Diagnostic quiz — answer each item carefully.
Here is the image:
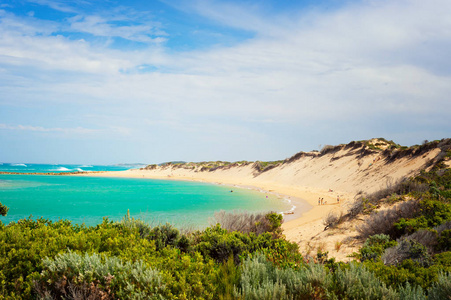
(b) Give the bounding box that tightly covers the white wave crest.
[12,163,27,167]
[80,165,93,168]
[52,167,71,171]
[75,168,84,172]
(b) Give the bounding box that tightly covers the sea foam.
[52,167,71,171]
[11,163,27,167]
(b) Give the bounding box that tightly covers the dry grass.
[317,242,326,253]
[335,241,343,252]
[357,200,419,239]
[323,210,345,230]
[211,210,275,235]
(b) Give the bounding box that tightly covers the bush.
[359,234,397,262]
[34,251,166,299]
[149,223,180,251]
[397,282,426,300]
[0,217,218,299]
[357,200,419,239]
[437,230,451,252]
[0,202,8,216]
[382,240,432,267]
[394,198,451,236]
[403,229,438,252]
[427,272,451,300]
[323,211,345,229]
[236,254,333,300]
[334,263,397,300]
[212,211,283,237]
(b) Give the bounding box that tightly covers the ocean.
[0,162,141,173]
[0,167,292,228]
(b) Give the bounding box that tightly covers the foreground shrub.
[397,282,426,300]
[334,263,397,300]
[34,251,166,299]
[427,272,451,300]
[236,254,333,300]
[0,218,218,299]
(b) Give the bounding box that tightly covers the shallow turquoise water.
[0,175,291,228]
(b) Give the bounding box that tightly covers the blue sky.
[0,0,450,164]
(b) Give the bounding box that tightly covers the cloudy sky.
[0,0,450,164]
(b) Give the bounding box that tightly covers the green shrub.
[0,217,218,299]
[427,272,451,300]
[192,224,299,265]
[436,229,451,252]
[397,282,426,300]
[215,256,242,300]
[433,251,451,269]
[382,239,432,267]
[394,198,451,236]
[0,202,8,216]
[236,254,333,300]
[359,234,397,262]
[34,251,166,299]
[334,263,397,299]
[149,223,180,251]
[236,254,290,299]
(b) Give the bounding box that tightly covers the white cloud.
[0,123,98,134]
[68,14,166,43]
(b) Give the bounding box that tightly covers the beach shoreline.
[76,168,347,243]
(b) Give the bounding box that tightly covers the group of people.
[318,195,340,205]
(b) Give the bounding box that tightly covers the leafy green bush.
[397,282,426,300]
[236,254,333,300]
[35,251,166,299]
[382,239,432,267]
[359,234,397,262]
[0,202,8,216]
[436,229,451,252]
[394,198,451,236]
[427,272,451,300]
[334,263,397,300]
[192,224,298,264]
[0,217,218,299]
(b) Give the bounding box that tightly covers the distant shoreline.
[0,171,106,176]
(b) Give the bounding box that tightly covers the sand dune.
[84,138,450,260]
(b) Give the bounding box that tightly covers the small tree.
[0,202,8,216]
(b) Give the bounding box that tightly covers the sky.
[0,0,450,164]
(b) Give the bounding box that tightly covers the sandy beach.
[80,140,443,260]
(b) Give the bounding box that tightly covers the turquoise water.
[0,175,291,228]
[0,163,142,173]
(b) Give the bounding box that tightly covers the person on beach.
[318,197,321,205]
[321,198,324,205]
[337,195,340,203]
